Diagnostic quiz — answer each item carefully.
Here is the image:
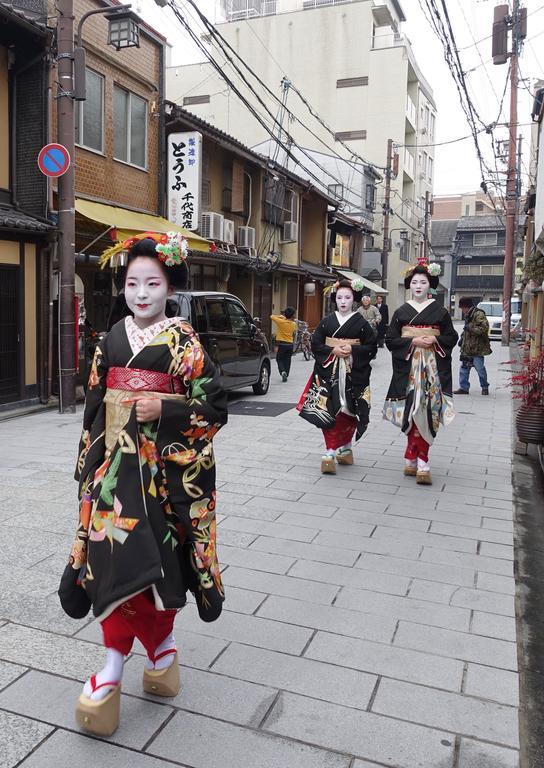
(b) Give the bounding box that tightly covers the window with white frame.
[427,156,433,182]
[76,69,104,152]
[429,113,436,141]
[473,232,498,246]
[113,86,147,169]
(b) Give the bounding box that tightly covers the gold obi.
[401,326,440,339]
[103,389,187,455]
[325,337,361,347]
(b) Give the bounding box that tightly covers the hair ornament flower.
[427,262,442,277]
[156,231,189,267]
[99,231,188,269]
[350,278,364,292]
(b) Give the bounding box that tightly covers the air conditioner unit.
[201,212,224,241]
[223,219,235,244]
[281,221,298,243]
[237,226,256,249]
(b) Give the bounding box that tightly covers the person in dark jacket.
[454,297,492,396]
[376,295,389,347]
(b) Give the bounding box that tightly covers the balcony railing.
[403,149,415,179]
[406,95,417,128]
[454,275,504,290]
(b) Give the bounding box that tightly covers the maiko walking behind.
[383,259,458,485]
[454,297,491,396]
[58,232,228,737]
[298,278,377,474]
[271,307,297,382]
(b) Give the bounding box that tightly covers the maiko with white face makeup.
[383,262,459,486]
[64,233,228,738]
[298,278,377,475]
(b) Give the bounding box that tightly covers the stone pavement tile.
[214,585,266,615]
[218,501,282,522]
[305,631,463,691]
[220,515,319,543]
[420,547,514,576]
[407,580,457,603]
[244,496,339,519]
[480,542,514,560]
[221,456,293,473]
[476,571,516,595]
[0,710,53,768]
[482,517,514,532]
[355,552,476,587]
[212,642,376,709]
[346,488,410,505]
[332,507,430,533]
[256,595,396,644]
[179,605,313,655]
[450,587,515,616]
[430,521,513,545]
[439,477,487,490]
[465,663,519,706]
[471,612,517,642]
[277,511,375,539]
[269,477,352,498]
[122,655,276,727]
[482,497,514,510]
[478,487,514,501]
[249,536,359,567]
[289,561,410,597]
[148,709,351,768]
[0,526,71,568]
[372,678,519,749]
[371,526,477,554]
[334,586,470,632]
[0,623,105,680]
[220,544,296,574]
[76,620,228,670]
[221,482,303,502]
[262,691,455,768]
[0,670,172,750]
[0,661,27,692]
[383,503,484,527]
[222,565,339,605]
[319,477,399,496]
[18,730,181,768]
[458,738,519,768]
[437,500,512,520]
[215,490,253,506]
[394,622,518,670]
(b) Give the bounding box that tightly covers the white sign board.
[168,131,202,231]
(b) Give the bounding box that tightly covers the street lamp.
[106,10,141,50]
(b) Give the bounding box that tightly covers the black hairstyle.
[458,296,475,309]
[126,237,189,290]
[330,279,363,307]
[404,264,439,290]
[283,306,296,319]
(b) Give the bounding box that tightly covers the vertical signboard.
[168,131,202,231]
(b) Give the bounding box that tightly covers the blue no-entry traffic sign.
[38,143,71,178]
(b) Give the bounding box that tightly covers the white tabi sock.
[322,449,336,460]
[337,444,352,456]
[145,631,177,671]
[83,648,124,701]
[405,459,417,468]
[417,457,430,472]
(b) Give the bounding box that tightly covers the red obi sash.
[106,367,185,395]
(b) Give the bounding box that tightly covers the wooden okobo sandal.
[320,456,336,474]
[75,677,121,736]
[336,449,354,466]
[143,649,180,697]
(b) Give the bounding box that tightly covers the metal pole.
[424,190,430,261]
[57,0,76,411]
[381,138,393,290]
[501,0,519,346]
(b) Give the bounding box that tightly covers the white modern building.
[167,0,436,307]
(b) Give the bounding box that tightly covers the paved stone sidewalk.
[0,342,518,768]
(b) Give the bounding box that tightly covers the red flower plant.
[503,350,544,407]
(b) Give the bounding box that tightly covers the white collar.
[125,315,174,355]
[407,298,435,311]
[335,311,356,325]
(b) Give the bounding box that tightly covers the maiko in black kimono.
[299,311,377,445]
[68,315,228,623]
[383,299,458,450]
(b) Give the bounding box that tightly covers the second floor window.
[473,232,498,246]
[114,86,147,169]
[76,69,104,153]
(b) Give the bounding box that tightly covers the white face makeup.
[410,273,431,302]
[125,256,170,329]
[335,287,354,315]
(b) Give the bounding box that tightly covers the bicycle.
[294,321,313,360]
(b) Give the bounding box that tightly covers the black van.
[170,291,271,395]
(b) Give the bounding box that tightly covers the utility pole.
[423,190,432,261]
[381,138,393,291]
[492,1,526,346]
[56,0,76,412]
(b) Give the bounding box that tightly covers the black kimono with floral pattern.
[71,317,228,622]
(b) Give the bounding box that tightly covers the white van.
[477,300,521,340]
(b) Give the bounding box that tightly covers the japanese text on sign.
[168,131,202,232]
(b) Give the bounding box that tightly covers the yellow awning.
[75,198,210,253]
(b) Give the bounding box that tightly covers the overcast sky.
[138,0,544,197]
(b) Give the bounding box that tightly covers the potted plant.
[507,350,544,444]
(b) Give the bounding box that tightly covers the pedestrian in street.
[58,232,228,737]
[358,295,381,335]
[297,278,377,474]
[383,260,458,485]
[375,295,389,348]
[270,306,297,381]
[454,297,491,396]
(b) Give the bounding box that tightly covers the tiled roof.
[0,206,52,232]
[0,2,48,32]
[431,219,458,248]
[457,214,505,231]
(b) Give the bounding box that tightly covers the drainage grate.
[228,401,297,417]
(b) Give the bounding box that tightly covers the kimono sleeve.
[352,318,378,364]
[75,339,108,484]
[311,318,334,363]
[437,310,459,353]
[385,310,412,359]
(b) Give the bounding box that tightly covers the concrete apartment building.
[166,0,436,308]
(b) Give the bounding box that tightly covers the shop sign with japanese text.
[168,132,202,231]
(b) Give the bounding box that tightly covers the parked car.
[477,300,521,340]
[169,291,271,395]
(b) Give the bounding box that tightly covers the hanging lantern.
[106,10,140,50]
[304,281,316,296]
